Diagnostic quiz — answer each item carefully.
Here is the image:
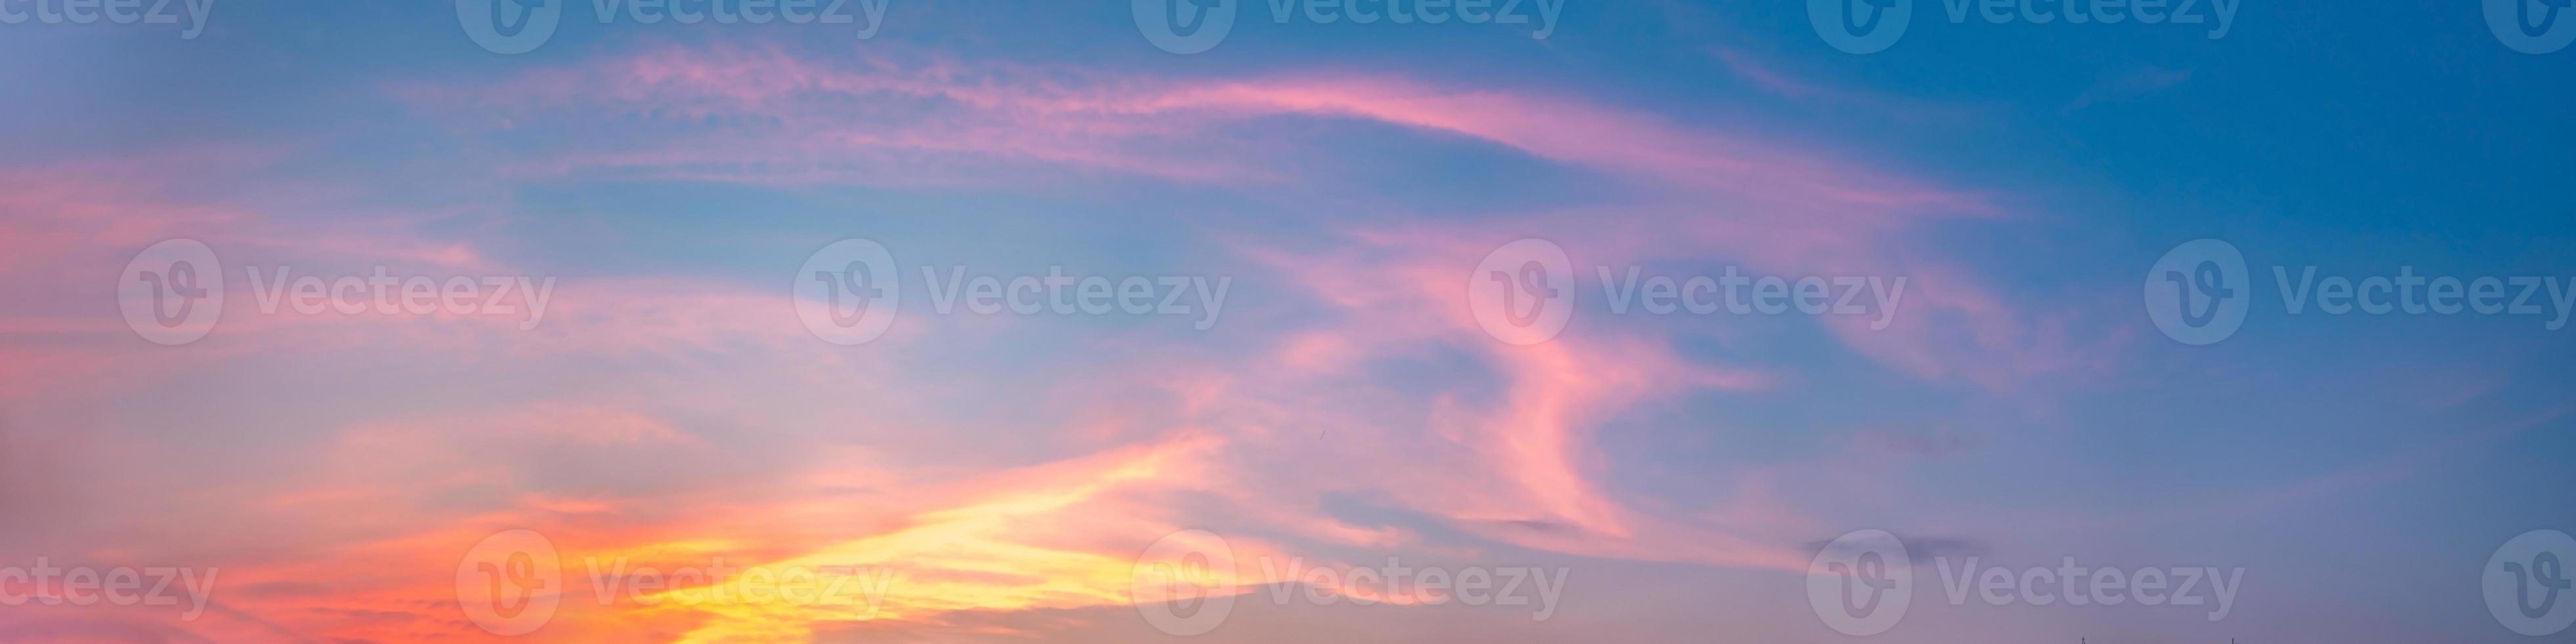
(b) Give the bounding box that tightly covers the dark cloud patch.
[1483,519,1580,536]
[1802,534,1985,563]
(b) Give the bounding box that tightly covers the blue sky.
[1,0,2572,641]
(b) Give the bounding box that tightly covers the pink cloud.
[0,37,2138,641]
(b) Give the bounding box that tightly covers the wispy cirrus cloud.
[0,34,2129,642]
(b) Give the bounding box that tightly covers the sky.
[3,0,2575,642]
